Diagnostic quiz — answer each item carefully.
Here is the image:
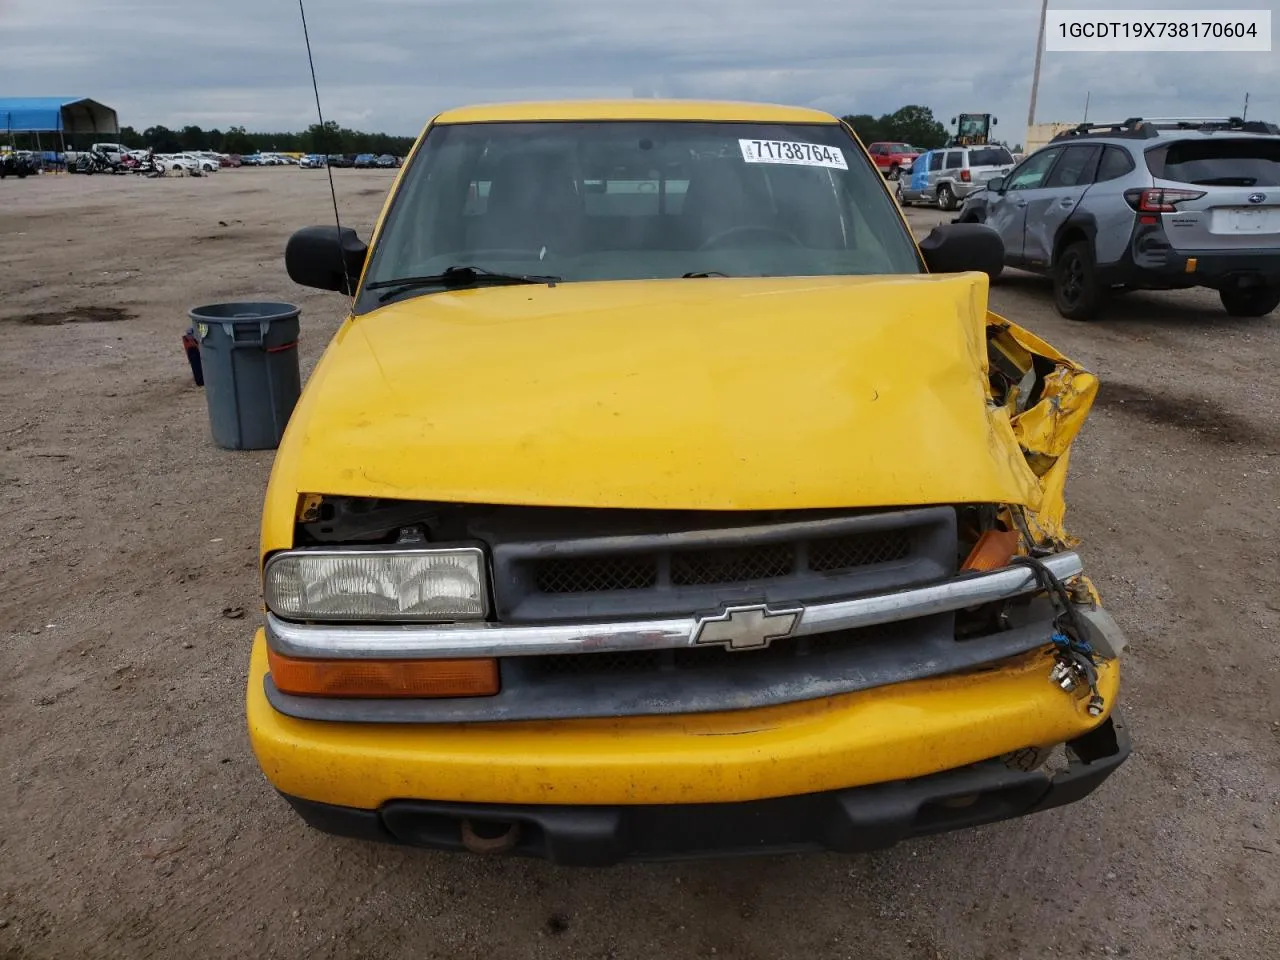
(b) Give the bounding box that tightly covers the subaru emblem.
[1247,193,1266,204]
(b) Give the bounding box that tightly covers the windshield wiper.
[682,271,730,278]
[369,265,561,303]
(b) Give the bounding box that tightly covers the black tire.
[1054,241,1104,320]
[938,184,957,212]
[1002,746,1052,772]
[886,165,901,182]
[1219,285,1280,317]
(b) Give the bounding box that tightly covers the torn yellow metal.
[986,317,1100,548]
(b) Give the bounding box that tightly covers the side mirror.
[986,176,1006,193]
[918,223,1004,279]
[285,225,368,293]
[992,117,998,125]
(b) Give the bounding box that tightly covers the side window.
[944,151,962,169]
[929,153,943,172]
[1045,145,1102,188]
[1006,148,1063,190]
[1095,146,1136,182]
[869,144,883,155]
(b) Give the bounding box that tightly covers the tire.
[1001,746,1052,772]
[1054,241,1104,320]
[938,184,957,212]
[886,165,901,182]
[1219,285,1280,317]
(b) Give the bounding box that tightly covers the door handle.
[1015,200,1027,208]
[1058,198,1075,207]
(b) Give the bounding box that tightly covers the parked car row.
[950,116,1280,320]
[326,154,403,169]
[57,145,404,173]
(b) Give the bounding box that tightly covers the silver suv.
[953,117,1280,320]
[900,145,1016,212]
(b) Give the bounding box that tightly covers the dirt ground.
[1,168,1277,960]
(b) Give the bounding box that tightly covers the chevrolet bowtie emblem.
[691,604,803,651]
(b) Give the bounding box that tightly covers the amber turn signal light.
[961,529,1021,572]
[267,648,499,699]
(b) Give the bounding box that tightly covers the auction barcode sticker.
[1046,10,1271,52]
[740,139,848,169]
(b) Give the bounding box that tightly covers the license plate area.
[1210,206,1280,234]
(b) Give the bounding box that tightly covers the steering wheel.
[697,225,803,251]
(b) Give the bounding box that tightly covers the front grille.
[490,506,957,623]
[809,531,911,572]
[670,543,796,585]
[535,555,659,594]
[529,529,911,597]
[524,627,886,678]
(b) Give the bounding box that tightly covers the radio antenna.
[297,0,354,301]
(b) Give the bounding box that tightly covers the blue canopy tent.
[0,97,119,159]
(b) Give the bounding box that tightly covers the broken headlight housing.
[264,547,489,622]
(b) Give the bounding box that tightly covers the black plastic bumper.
[1102,222,1280,290]
[280,712,1130,866]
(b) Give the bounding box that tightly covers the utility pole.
[1027,0,1049,127]
[1243,92,1250,120]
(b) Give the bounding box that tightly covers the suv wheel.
[937,184,957,212]
[1054,241,1103,320]
[1219,285,1280,317]
[886,165,901,182]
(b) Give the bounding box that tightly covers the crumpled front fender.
[985,315,1100,548]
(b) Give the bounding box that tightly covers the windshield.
[888,144,916,154]
[359,120,921,309]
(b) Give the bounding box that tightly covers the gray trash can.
[190,301,302,450]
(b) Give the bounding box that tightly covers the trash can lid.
[188,301,300,324]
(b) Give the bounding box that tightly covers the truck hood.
[277,274,1045,512]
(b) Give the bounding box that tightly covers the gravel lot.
[1,168,1277,960]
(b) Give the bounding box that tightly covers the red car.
[866,142,920,180]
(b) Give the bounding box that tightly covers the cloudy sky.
[1,0,1275,141]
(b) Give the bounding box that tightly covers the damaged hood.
[279,274,1048,511]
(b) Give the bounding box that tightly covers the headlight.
[264,548,488,622]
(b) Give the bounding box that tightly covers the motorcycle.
[75,150,119,175]
[119,154,162,177]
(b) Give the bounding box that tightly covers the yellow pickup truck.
[247,99,1129,865]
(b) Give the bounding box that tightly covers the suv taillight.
[1123,187,1206,213]
[960,169,971,182]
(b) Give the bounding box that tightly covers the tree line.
[47,105,1009,158]
[840,105,952,149]
[110,121,416,157]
